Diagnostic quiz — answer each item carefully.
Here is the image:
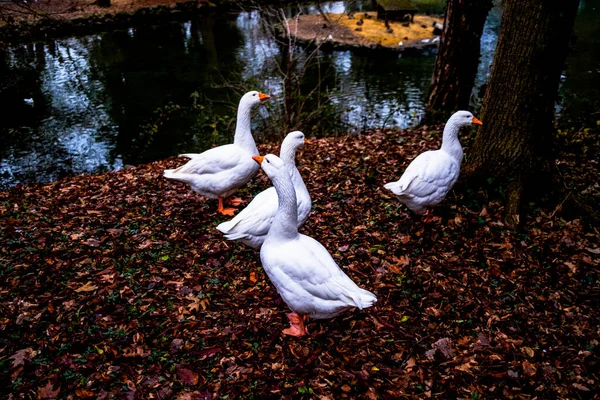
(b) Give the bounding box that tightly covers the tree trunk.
[424,0,492,123]
[465,0,580,226]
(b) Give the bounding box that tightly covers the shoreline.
[283,12,443,52]
[1,3,443,51]
[0,1,212,45]
[0,0,290,45]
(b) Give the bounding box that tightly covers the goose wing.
[217,187,278,238]
[262,235,375,309]
[397,151,459,198]
[171,145,248,176]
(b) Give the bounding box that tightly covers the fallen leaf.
[75,281,98,292]
[522,346,534,358]
[38,381,60,399]
[455,362,473,372]
[75,388,95,398]
[171,339,184,353]
[86,238,101,247]
[572,383,590,391]
[522,360,537,377]
[10,348,36,368]
[177,367,199,386]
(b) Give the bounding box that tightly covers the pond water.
[0,0,598,188]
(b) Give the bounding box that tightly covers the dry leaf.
[249,271,257,283]
[522,360,537,377]
[75,388,95,398]
[177,367,199,386]
[522,346,534,358]
[38,381,60,399]
[10,348,36,368]
[572,383,590,391]
[75,281,98,292]
[86,238,101,247]
[431,338,454,359]
[455,362,473,372]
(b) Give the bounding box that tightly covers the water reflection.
[0,0,598,188]
[0,38,121,185]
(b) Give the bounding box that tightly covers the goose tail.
[178,153,200,159]
[384,181,404,196]
[163,168,185,182]
[355,289,377,310]
[216,219,238,235]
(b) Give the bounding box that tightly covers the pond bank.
[0,0,289,45]
[284,12,443,52]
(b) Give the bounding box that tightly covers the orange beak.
[258,92,270,102]
[252,155,264,164]
[304,139,311,144]
[472,117,483,125]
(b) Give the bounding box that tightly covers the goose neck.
[440,120,464,162]
[233,103,258,155]
[279,145,297,166]
[269,171,299,240]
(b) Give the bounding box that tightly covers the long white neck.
[233,102,259,155]
[290,167,308,198]
[269,170,299,241]
[279,144,308,201]
[440,119,464,164]
[279,143,297,166]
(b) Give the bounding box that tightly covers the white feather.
[384,110,481,214]
[259,154,376,320]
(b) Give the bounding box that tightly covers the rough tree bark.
[423,0,492,123]
[465,0,580,226]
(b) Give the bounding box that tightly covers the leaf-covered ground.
[1,129,599,399]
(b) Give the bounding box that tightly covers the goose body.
[261,234,377,319]
[217,131,311,248]
[256,154,376,336]
[384,110,482,215]
[164,144,260,199]
[163,91,270,215]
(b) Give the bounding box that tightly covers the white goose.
[384,110,482,216]
[216,131,311,248]
[255,154,377,337]
[163,91,270,215]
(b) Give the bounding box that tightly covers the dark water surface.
[0,0,598,187]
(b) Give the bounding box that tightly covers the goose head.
[240,90,271,109]
[449,110,483,127]
[252,154,286,180]
[279,131,309,166]
[281,130,309,153]
[441,111,483,159]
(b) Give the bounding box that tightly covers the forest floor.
[1,127,599,399]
